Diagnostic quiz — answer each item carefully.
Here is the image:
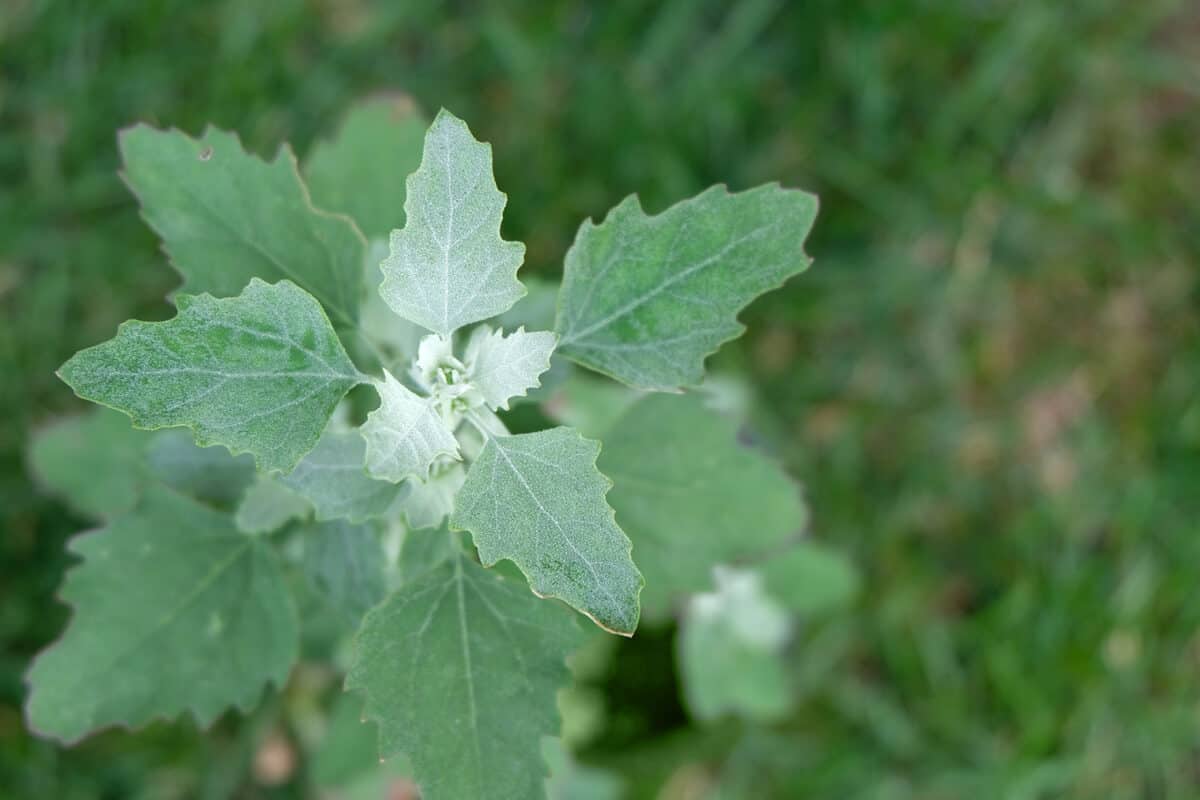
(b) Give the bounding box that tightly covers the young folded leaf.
[380,109,526,336]
[556,184,817,391]
[347,554,584,800]
[462,325,557,410]
[120,125,365,330]
[452,427,643,635]
[25,486,297,743]
[57,279,364,473]
[361,371,460,483]
[398,464,466,531]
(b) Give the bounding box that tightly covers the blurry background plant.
[1,1,1198,798]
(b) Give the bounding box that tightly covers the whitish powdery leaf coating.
[58,279,363,473]
[361,371,460,483]
[25,486,297,743]
[380,109,526,336]
[556,184,818,391]
[347,554,583,800]
[463,326,557,410]
[452,427,643,635]
[120,125,365,330]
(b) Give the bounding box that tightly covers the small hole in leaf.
[199,146,213,161]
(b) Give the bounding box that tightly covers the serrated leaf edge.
[56,278,369,474]
[452,427,645,637]
[554,183,819,392]
[117,122,370,330]
[22,485,299,745]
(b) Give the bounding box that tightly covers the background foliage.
[2,0,1198,797]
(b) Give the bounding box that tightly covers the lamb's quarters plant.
[27,97,831,798]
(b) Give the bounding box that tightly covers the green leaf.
[146,429,256,507]
[311,693,386,788]
[493,278,571,406]
[597,393,805,622]
[556,184,817,390]
[57,279,364,473]
[360,239,426,367]
[347,553,584,800]
[303,96,428,240]
[361,371,460,482]
[120,125,365,330]
[463,326,557,410]
[25,486,297,743]
[398,464,465,531]
[397,523,459,583]
[543,374,641,439]
[29,408,149,518]
[235,475,310,534]
[452,427,643,635]
[380,109,526,336]
[279,430,407,523]
[302,520,387,625]
[759,541,860,616]
[678,567,792,723]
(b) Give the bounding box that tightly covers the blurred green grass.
[1,0,1198,797]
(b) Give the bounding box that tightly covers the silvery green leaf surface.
[759,541,860,616]
[235,475,311,535]
[146,429,256,507]
[555,184,817,391]
[120,125,365,330]
[678,567,792,723]
[399,464,465,531]
[24,486,297,743]
[360,239,426,369]
[301,520,387,625]
[452,427,643,635]
[303,95,427,240]
[347,553,584,800]
[57,279,364,473]
[379,110,526,336]
[397,524,459,584]
[361,371,460,483]
[463,325,557,410]
[598,393,805,621]
[29,408,149,518]
[278,430,407,523]
[493,278,572,405]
